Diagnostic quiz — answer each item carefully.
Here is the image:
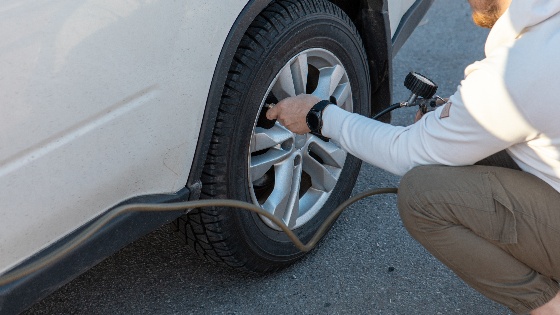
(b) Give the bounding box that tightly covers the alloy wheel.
[248,48,353,230]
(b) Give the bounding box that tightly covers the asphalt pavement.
[24,1,513,314]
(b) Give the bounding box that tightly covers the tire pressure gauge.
[372,72,442,120]
[405,72,438,101]
[404,72,445,114]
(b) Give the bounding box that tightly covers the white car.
[0,0,432,313]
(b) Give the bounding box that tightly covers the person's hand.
[414,109,424,123]
[266,94,321,134]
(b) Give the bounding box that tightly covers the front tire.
[176,0,371,272]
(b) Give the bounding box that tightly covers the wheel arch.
[186,0,393,196]
[327,0,393,120]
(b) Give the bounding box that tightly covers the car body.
[0,0,433,313]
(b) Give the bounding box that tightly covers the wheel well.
[187,0,392,196]
[326,0,392,120]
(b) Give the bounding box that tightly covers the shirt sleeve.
[321,67,535,176]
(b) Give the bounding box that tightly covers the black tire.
[175,0,371,272]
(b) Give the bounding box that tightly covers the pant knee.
[397,166,432,236]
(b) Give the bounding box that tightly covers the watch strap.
[307,100,332,139]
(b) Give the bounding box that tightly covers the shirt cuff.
[321,105,353,142]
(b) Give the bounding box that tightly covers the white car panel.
[388,0,417,37]
[0,0,247,273]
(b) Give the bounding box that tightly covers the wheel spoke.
[291,53,308,96]
[312,64,345,99]
[332,82,351,109]
[302,143,341,193]
[251,125,293,153]
[261,188,289,223]
[283,157,302,228]
[302,155,338,193]
[261,154,302,228]
[250,148,292,182]
[308,136,347,168]
[299,188,322,216]
[272,63,296,100]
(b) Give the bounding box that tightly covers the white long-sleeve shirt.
[322,0,560,192]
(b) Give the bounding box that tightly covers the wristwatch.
[306,100,332,138]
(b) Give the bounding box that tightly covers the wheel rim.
[248,48,353,230]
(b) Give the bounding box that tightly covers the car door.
[0,0,247,275]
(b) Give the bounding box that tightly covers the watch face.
[307,112,320,131]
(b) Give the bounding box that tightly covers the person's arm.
[322,68,536,175]
[267,67,536,176]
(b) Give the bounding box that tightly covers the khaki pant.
[398,160,560,314]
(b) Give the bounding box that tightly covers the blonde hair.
[472,3,502,28]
